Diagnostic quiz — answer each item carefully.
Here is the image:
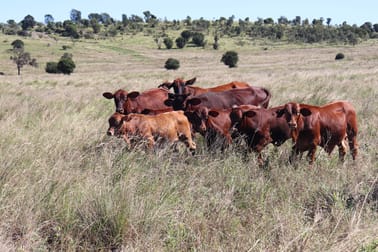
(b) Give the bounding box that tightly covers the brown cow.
[103,87,171,114]
[230,105,292,164]
[165,86,271,111]
[184,105,258,150]
[158,77,251,96]
[107,111,196,154]
[276,101,358,164]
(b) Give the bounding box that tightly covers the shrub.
[221,50,239,68]
[175,37,186,49]
[11,39,24,49]
[45,62,59,73]
[164,58,180,70]
[192,32,205,47]
[335,53,345,60]
[163,37,173,49]
[57,57,76,75]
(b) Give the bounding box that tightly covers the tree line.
[1,10,378,46]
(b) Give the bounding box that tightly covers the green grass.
[0,33,377,251]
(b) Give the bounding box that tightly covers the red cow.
[107,111,196,154]
[159,77,251,96]
[165,86,271,111]
[184,105,258,150]
[276,101,358,164]
[229,105,292,164]
[103,87,171,114]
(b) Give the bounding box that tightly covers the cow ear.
[208,110,219,117]
[103,92,114,99]
[188,98,201,106]
[300,108,312,117]
[121,115,132,122]
[127,91,140,99]
[141,109,150,114]
[244,110,257,118]
[164,99,173,107]
[186,77,196,86]
[276,109,285,118]
[159,82,172,89]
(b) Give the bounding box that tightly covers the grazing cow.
[165,86,271,111]
[229,105,292,164]
[106,111,196,154]
[276,101,358,164]
[184,105,258,150]
[159,77,251,96]
[103,87,171,114]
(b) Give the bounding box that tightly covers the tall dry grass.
[0,34,377,251]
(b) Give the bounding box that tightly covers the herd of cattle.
[103,77,358,165]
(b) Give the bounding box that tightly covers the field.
[0,33,378,251]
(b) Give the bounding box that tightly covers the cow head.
[159,77,196,95]
[107,112,128,136]
[103,89,128,114]
[184,106,209,135]
[164,93,190,111]
[276,102,312,129]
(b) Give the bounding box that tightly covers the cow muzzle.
[107,129,114,136]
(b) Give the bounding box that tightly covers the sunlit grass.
[0,33,377,251]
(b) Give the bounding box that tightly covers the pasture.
[0,33,377,251]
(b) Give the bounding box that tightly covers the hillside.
[0,33,377,251]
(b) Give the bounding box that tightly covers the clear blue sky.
[1,0,377,26]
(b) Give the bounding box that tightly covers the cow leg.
[348,132,358,160]
[307,145,317,165]
[179,132,196,155]
[338,140,347,163]
[289,144,299,164]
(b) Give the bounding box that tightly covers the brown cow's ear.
[276,109,285,118]
[159,82,172,89]
[300,108,312,117]
[186,77,196,86]
[121,115,132,122]
[188,98,201,106]
[103,92,114,99]
[244,110,257,118]
[127,91,140,99]
[208,110,219,117]
[164,99,173,107]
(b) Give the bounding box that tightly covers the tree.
[20,15,36,30]
[10,45,37,75]
[11,39,24,49]
[175,37,186,49]
[164,58,180,70]
[192,32,205,47]
[57,54,76,75]
[221,51,238,68]
[163,37,173,49]
[70,9,82,23]
[44,14,54,25]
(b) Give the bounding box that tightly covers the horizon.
[1,0,377,27]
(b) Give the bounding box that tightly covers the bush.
[11,39,24,49]
[175,37,186,49]
[45,62,59,73]
[163,37,173,49]
[57,57,76,74]
[335,53,345,60]
[192,32,205,47]
[221,51,239,68]
[164,58,180,70]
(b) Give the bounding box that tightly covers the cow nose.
[107,130,114,136]
[289,122,297,129]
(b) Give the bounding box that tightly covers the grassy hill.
[0,33,377,251]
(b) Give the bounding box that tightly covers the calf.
[103,87,171,114]
[159,77,251,96]
[230,105,291,164]
[107,111,196,154]
[276,101,358,164]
